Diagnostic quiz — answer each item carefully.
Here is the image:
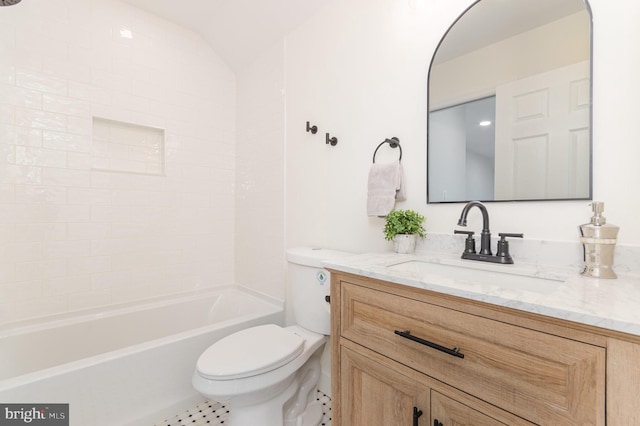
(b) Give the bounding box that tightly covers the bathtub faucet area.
[455,201,523,264]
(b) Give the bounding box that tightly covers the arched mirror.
[427,0,592,203]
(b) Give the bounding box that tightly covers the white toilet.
[192,247,351,426]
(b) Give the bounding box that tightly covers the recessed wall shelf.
[92,117,165,175]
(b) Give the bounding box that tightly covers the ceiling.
[434,0,587,63]
[122,0,588,72]
[121,0,330,72]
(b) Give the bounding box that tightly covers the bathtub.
[0,286,284,426]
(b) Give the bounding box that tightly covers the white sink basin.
[387,260,563,295]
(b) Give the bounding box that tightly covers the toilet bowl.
[192,247,352,426]
[193,325,326,425]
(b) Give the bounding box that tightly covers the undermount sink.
[387,260,564,295]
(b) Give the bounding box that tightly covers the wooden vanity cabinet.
[329,271,639,426]
[340,339,532,426]
[340,344,429,426]
[430,391,516,426]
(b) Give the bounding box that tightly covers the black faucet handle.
[498,233,523,240]
[454,230,476,254]
[496,233,523,261]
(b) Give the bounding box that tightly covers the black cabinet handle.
[413,407,423,426]
[434,420,443,426]
[394,330,464,359]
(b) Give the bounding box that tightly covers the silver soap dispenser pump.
[579,202,619,279]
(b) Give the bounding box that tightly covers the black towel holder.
[372,137,402,163]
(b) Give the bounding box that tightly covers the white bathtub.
[0,286,284,426]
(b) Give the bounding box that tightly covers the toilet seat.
[196,324,305,380]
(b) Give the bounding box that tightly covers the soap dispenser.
[579,202,619,279]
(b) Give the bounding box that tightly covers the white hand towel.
[395,162,406,202]
[367,161,405,216]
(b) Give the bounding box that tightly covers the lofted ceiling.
[433,0,588,63]
[121,0,587,73]
[121,0,330,72]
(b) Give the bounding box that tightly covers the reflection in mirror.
[430,96,495,202]
[427,0,592,203]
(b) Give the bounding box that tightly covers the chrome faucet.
[455,201,523,264]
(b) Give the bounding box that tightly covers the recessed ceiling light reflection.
[120,28,133,39]
[479,120,492,127]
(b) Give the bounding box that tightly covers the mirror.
[427,0,592,203]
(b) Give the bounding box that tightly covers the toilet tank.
[286,247,353,335]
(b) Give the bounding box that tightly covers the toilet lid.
[196,324,305,380]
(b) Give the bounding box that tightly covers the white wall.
[235,42,286,300]
[283,0,640,254]
[0,0,236,323]
[429,106,467,202]
[466,150,494,201]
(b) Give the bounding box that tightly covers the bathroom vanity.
[326,253,640,425]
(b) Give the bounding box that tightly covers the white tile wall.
[91,117,164,175]
[0,0,236,324]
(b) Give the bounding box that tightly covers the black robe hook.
[306,121,318,134]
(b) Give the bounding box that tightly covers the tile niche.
[92,117,165,175]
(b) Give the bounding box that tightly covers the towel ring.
[372,137,402,163]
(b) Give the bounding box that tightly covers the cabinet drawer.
[340,281,605,425]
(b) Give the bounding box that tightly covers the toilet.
[192,247,351,426]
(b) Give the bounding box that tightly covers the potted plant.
[383,209,426,254]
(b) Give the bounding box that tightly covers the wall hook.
[326,133,338,146]
[306,121,318,134]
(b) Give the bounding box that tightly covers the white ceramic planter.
[393,234,417,254]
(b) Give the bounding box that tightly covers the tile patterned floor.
[154,390,331,426]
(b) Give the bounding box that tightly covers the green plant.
[383,209,426,241]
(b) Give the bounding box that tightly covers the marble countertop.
[323,252,640,337]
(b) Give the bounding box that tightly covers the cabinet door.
[431,391,508,426]
[340,346,430,426]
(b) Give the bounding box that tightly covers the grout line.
[153,390,331,426]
